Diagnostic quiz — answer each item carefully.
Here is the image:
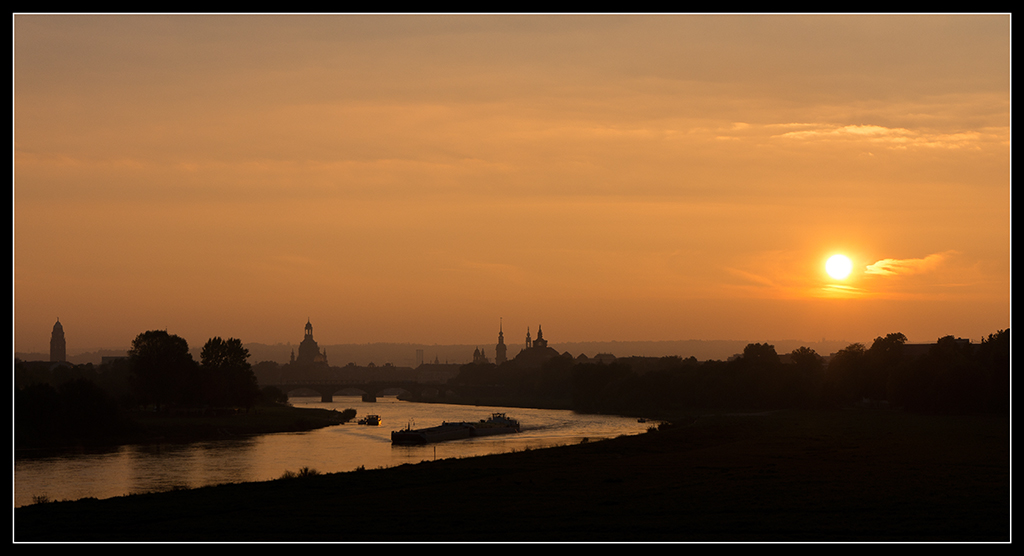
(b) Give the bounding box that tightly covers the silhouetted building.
[575,353,617,364]
[473,347,489,364]
[903,338,974,360]
[50,319,66,362]
[513,324,560,367]
[294,319,328,365]
[415,360,462,383]
[495,319,508,365]
[533,324,548,349]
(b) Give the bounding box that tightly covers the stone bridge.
[267,380,449,403]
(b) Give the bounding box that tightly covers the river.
[14,397,655,508]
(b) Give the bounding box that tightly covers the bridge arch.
[271,381,450,403]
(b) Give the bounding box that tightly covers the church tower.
[495,318,507,365]
[296,319,327,365]
[525,326,532,349]
[50,319,66,362]
[533,324,548,349]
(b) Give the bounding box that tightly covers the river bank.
[15,404,355,457]
[15,408,1009,542]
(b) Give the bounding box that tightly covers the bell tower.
[50,319,66,362]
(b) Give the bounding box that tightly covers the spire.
[533,324,548,349]
[495,318,508,365]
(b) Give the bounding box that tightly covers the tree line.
[16,327,1009,448]
[15,330,273,449]
[127,331,260,411]
[450,329,1009,417]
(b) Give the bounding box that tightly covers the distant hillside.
[15,348,130,366]
[18,339,853,368]
[243,339,854,367]
[243,343,478,368]
[550,339,852,362]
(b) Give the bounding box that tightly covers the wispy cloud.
[771,124,983,150]
[864,251,955,276]
[725,267,780,290]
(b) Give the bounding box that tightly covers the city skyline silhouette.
[13,14,1009,543]
[14,14,1009,369]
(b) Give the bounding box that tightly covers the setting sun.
[10,15,1012,540]
[826,254,853,280]
[13,14,1009,355]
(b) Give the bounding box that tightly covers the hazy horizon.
[12,329,960,369]
[14,14,1010,355]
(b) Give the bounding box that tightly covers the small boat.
[358,414,382,426]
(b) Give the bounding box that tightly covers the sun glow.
[826,254,853,280]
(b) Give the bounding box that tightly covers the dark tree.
[733,343,781,408]
[869,333,908,363]
[929,335,983,413]
[201,337,250,370]
[975,329,1010,414]
[571,362,635,413]
[128,330,196,410]
[824,342,869,406]
[16,378,132,448]
[790,346,824,374]
[200,337,259,409]
[786,346,825,408]
[15,383,61,444]
[975,329,1009,371]
[56,378,125,439]
[886,331,1008,414]
[866,332,907,400]
[252,360,283,387]
[742,343,781,369]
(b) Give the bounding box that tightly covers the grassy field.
[15,408,1009,542]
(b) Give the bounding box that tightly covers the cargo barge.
[391,413,521,445]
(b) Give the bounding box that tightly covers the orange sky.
[14,14,1010,354]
